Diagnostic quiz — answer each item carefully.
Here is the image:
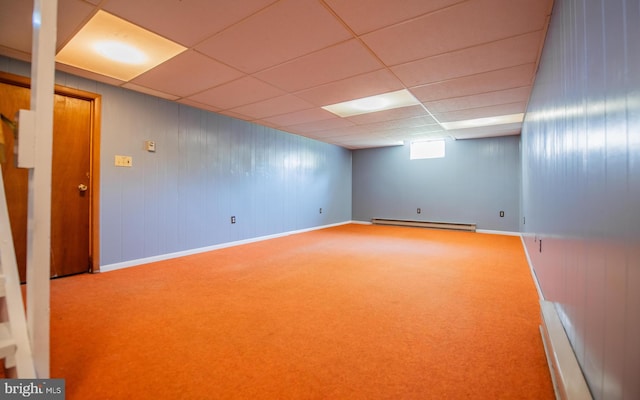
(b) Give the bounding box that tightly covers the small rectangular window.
[410,140,445,160]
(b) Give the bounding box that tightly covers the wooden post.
[27,0,57,378]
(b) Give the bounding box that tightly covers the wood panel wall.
[521,1,640,398]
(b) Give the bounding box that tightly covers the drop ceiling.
[0,0,553,149]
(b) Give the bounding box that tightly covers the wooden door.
[1,78,95,281]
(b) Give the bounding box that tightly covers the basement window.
[410,140,445,160]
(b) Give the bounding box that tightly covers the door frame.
[0,71,101,273]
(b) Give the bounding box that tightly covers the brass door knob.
[78,184,88,192]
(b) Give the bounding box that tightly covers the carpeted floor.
[45,224,553,399]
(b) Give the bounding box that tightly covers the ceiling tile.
[103,0,277,47]
[57,0,98,50]
[453,128,521,139]
[262,108,336,127]
[424,86,531,113]
[355,115,439,132]
[231,94,314,119]
[177,98,222,114]
[254,40,383,92]
[312,125,370,138]
[186,76,285,110]
[284,117,356,134]
[325,132,380,142]
[324,0,465,34]
[0,0,35,56]
[295,69,404,106]
[122,82,180,100]
[55,62,125,86]
[375,125,445,138]
[392,31,544,87]
[361,0,551,65]
[196,0,351,73]
[448,123,522,139]
[327,136,403,149]
[303,130,354,140]
[346,105,430,124]
[218,109,254,121]
[394,131,450,142]
[130,51,244,97]
[0,0,554,149]
[410,63,536,102]
[433,102,527,123]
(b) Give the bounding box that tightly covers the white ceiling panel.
[295,69,404,107]
[186,76,284,110]
[0,0,553,149]
[433,102,527,123]
[411,63,537,102]
[324,0,465,35]
[103,0,277,47]
[195,0,351,73]
[392,31,544,88]
[453,128,521,139]
[448,122,523,139]
[255,40,383,92]
[328,136,404,150]
[345,105,431,125]
[177,98,222,114]
[424,86,532,114]
[356,115,440,132]
[130,50,244,97]
[378,125,447,138]
[57,0,98,49]
[54,62,125,86]
[230,94,315,120]
[122,82,180,101]
[284,117,356,134]
[262,108,337,127]
[312,125,371,138]
[360,0,551,66]
[0,0,35,56]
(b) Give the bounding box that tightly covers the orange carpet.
[45,224,553,399]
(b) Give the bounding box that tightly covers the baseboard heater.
[539,300,592,400]
[370,218,476,232]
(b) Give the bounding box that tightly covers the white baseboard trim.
[476,229,521,236]
[520,234,592,400]
[353,221,521,235]
[540,300,593,400]
[99,221,353,273]
[520,234,544,301]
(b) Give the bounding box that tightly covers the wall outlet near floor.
[231,216,236,224]
[115,155,132,167]
[417,208,421,214]
[319,208,322,214]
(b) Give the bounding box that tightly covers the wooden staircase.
[0,162,36,378]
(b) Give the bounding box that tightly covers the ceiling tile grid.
[0,0,553,149]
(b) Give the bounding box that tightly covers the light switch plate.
[115,155,132,167]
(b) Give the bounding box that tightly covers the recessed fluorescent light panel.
[322,89,420,117]
[56,10,186,81]
[440,113,524,130]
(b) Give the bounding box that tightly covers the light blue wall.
[0,56,352,267]
[521,0,640,399]
[352,136,521,231]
